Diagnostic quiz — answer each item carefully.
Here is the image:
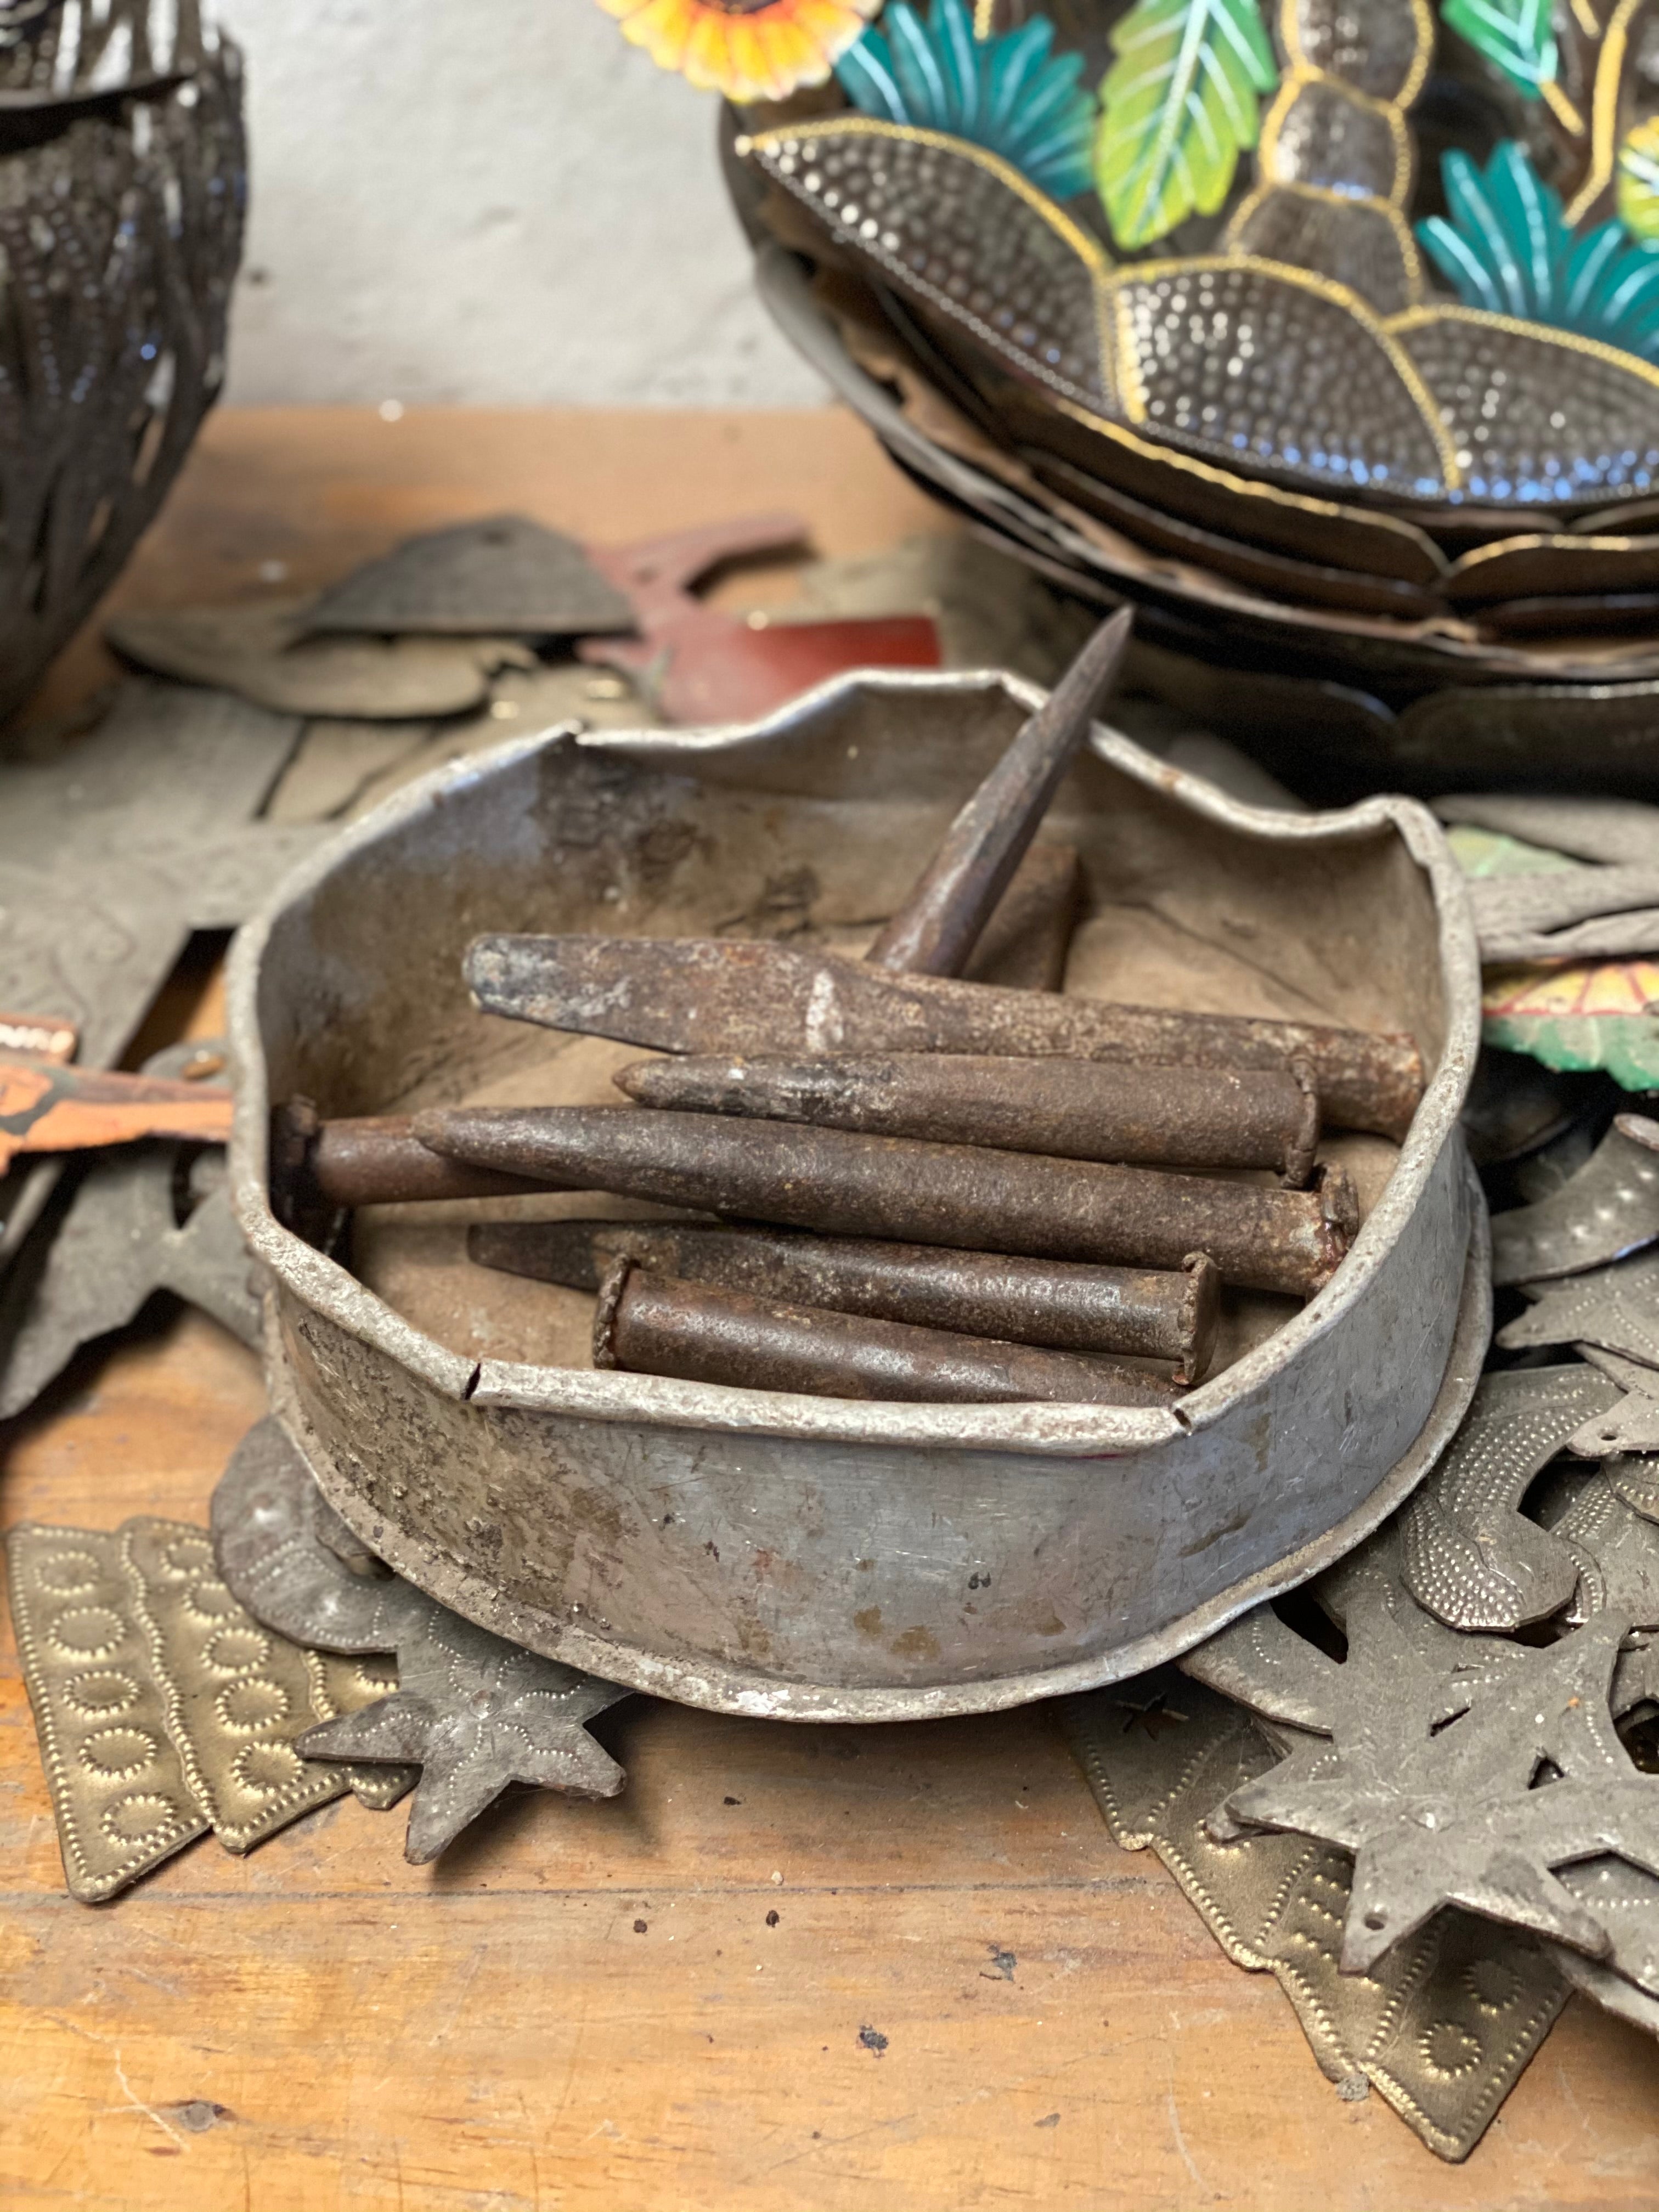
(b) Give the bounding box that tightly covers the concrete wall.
[217,0,828,407]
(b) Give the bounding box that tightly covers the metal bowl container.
[229,670,1484,1722]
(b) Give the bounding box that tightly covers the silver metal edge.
[267,1163,1488,1722]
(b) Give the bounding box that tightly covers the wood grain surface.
[3,409,1656,2210]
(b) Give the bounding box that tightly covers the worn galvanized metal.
[228,669,1483,1722]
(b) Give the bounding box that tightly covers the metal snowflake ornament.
[211,1420,630,1863]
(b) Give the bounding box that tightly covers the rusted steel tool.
[464,936,1422,1142]
[614,1052,1321,1186]
[591,1260,1186,1407]
[0,1052,232,1172]
[269,1098,549,1243]
[416,1105,1356,1296]
[867,608,1131,976]
[961,842,1081,993]
[469,1219,1220,1383]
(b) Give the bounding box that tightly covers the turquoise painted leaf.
[836,0,1097,201]
[1442,0,1558,95]
[1419,141,1659,361]
[1095,0,1278,251]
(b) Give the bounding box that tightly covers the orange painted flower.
[599,0,883,103]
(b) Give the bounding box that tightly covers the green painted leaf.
[1619,117,1659,243]
[836,0,1097,200]
[1094,0,1278,250]
[1418,141,1659,363]
[1482,1005,1659,1088]
[1441,0,1557,96]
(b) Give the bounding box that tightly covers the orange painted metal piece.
[0,1054,233,1172]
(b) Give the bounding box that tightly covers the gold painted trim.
[1570,0,1603,40]
[742,117,1112,274]
[1043,390,1452,567]
[1278,0,1435,108]
[744,119,1117,411]
[1257,65,1414,204]
[1385,300,1659,395]
[1107,252,1462,485]
[1224,179,1426,306]
[1541,77,1588,137]
[1566,0,1646,224]
[1450,531,1652,576]
[973,0,996,33]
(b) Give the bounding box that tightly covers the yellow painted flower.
[599,0,883,103]
[1620,115,1659,242]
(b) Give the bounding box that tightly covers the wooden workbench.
[3,409,1655,2211]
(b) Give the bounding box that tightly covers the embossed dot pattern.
[63,1667,140,1716]
[5,1524,206,1901]
[1397,320,1659,502]
[1231,191,1413,315]
[50,1605,127,1658]
[1292,0,1424,97]
[216,1677,290,1733]
[34,1548,103,1596]
[749,127,1108,409]
[1266,80,1402,197]
[1400,1368,1617,1630]
[1116,262,1445,491]
[1067,1674,1570,2159]
[121,1516,353,1853]
[79,1726,162,1779]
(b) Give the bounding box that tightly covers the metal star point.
[212,1418,630,1861]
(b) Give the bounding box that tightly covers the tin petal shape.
[212,1420,630,1861]
[1498,1249,1659,1368]
[1398,1366,1619,1630]
[1491,1115,1659,1285]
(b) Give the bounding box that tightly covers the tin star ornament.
[212,1420,630,1863]
[1209,1592,1659,1976]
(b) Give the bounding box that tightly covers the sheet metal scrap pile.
[272,610,1426,1408]
[1070,963,1659,2158]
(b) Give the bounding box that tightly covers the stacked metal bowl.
[728,0,1659,789]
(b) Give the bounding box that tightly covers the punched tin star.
[1214,1593,1659,1977]
[212,1419,630,1863]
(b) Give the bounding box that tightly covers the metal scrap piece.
[1435,795,1659,869]
[120,1519,354,1852]
[211,1419,630,1862]
[1531,1465,1659,1633]
[1491,1116,1659,1286]
[1398,1365,1620,1629]
[302,514,634,638]
[306,1651,416,1813]
[1464,866,1659,963]
[1065,1670,1567,2162]
[0,1039,259,1421]
[1566,1389,1659,1458]
[1498,1250,1659,1369]
[1551,1860,1659,2028]
[580,514,939,726]
[5,1524,207,1901]
[1215,1601,1659,1975]
[106,601,537,720]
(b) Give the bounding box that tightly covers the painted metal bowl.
[229,670,1484,1721]
[729,0,1659,686]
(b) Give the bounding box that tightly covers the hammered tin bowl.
[229,670,1485,1720]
